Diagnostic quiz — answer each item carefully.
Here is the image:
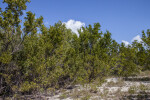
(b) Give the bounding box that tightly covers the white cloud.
[121,35,142,47]
[131,35,142,43]
[63,19,85,36]
[122,40,130,46]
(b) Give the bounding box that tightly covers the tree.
[0,0,30,96]
[1,0,149,97]
[118,43,139,77]
[142,30,150,70]
[132,40,146,70]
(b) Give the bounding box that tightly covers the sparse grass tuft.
[81,95,91,100]
[140,70,150,77]
[106,78,125,87]
[99,87,109,99]
[128,85,137,94]
[59,92,69,99]
[89,84,98,93]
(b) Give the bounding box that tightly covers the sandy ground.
[46,77,150,100]
[6,76,149,100]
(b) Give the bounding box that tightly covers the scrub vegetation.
[0,0,150,99]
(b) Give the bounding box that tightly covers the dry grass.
[99,87,109,99]
[59,92,69,99]
[70,88,91,99]
[55,73,150,100]
[121,84,150,100]
[106,78,125,87]
[139,70,150,77]
[68,84,100,99]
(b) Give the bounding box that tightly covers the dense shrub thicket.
[0,0,150,96]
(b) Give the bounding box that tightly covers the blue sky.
[1,0,150,45]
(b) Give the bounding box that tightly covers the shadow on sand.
[121,76,150,100]
[122,91,150,100]
[123,77,150,82]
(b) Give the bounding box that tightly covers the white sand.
[47,77,150,100]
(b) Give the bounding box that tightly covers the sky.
[1,0,150,45]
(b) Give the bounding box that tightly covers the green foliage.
[0,52,12,64]
[117,43,139,77]
[128,85,137,94]
[142,30,150,70]
[0,0,149,97]
[19,81,38,93]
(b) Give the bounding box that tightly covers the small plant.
[106,78,125,87]
[89,84,98,93]
[128,85,137,94]
[47,87,56,95]
[70,88,81,99]
[59,92,68,99]
[139,84,147,91]
[107,81,117,87]
[100,87,109,99]
[140,70,150,77]
[81,95,91,100]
